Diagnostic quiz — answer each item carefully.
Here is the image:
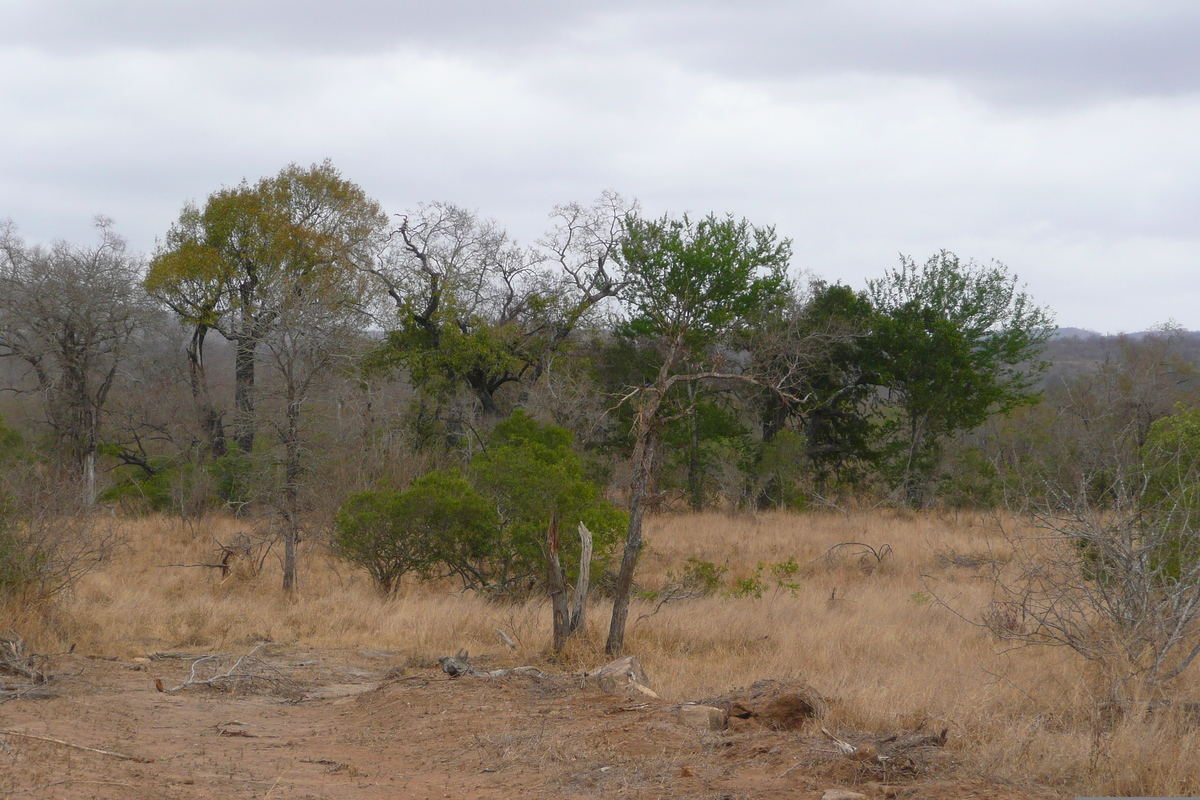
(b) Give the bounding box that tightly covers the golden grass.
[19,509,1200,796]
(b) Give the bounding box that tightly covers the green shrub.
[332,411,627,595]
[210,448,256,508]
[334,471,498,595]
[0,495,41,597]
[466,411,626,591]
[753,431,808,509]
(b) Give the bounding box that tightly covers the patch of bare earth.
[0,646,1060,799]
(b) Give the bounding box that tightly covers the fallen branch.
[158,643,299,696]
[0,686,57,703]
[819,726,885,763]
[0,635,47,684]
[438,651,543,679]
[0,730,152,763]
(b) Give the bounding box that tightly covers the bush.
[753,431,808,509]
[0,465,118,603]
[466,411,626,591]
[334,471,498,595]
[332,411,627,595]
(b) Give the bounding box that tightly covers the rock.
[591,656,661,700]
[675,704,726,731]
[821,790,866,800]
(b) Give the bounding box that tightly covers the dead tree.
[547,517,594,653]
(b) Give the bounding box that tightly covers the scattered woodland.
[3,161,1200,797]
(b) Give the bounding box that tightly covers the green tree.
[146,160,387,455]
[333,412,624,594]
[605,211,792,653]
[866,251,1053,506]
[748,281,879,493]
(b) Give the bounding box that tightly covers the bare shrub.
[988,407,1200,698]
[0,465,120,603]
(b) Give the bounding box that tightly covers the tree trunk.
[606,429,658,655]
[282,522,298,593]
[546,514,570,653]
[187,325,226,457]
[570,522,593,634]
[686,388,704,511]
[233,335,256,454]
[281,390,302,593]
[83,451,96,508]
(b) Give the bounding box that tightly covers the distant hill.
[1042,327,1200,386]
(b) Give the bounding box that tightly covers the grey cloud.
[7,1,1200,103]
[638,2,1200,103]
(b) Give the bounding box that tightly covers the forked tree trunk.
[548,518,596,654]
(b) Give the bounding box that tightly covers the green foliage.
[334,472,498,595]
[1139,405,1200,580]
[728,569,768,599]
[209,448,256,509]
[619,212,791,346]
[865,251,1054,505]
[333,411,625,594]
[467,411,626,590]
[769,282,879,484]
[752,430,809,509]
[100,458,185,514]
[727,558,801,599]
[0,492,41,597]
[936,445,1002,509]
[678,557,727,594]
[639,557,728,602]
[0,415,25,464]
[662,398,751,510]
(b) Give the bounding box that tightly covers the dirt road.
[1,646,1058,799]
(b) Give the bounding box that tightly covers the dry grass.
[16,508,1200,796]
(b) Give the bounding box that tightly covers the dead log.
[437,651,543,679]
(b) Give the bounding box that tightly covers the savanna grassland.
[6,509,1199,799]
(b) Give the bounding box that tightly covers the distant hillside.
[1043,327,1200,386]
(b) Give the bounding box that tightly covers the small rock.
[821,790,866,800]
[676,704,726,731]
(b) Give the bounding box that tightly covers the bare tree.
[0,218,149,504]
[368,192,635,418]
[257,260,371,592]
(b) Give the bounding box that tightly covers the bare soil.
[1,646,1064,799]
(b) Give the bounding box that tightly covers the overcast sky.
[2,1,1198,333]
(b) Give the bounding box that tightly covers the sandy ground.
[1,645,1063,799]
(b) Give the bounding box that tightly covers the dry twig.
[0,730,152,763]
